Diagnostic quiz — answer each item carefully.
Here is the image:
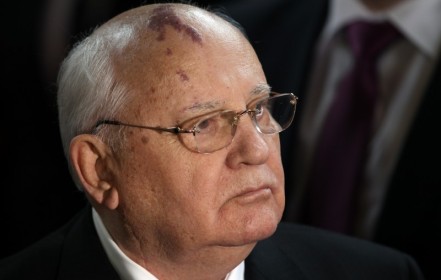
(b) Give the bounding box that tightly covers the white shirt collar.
[322,0,441,57]
[92,208,159,280]
[92,208,244,280]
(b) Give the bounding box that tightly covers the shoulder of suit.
[267,222,413,261]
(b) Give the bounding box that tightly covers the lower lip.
[235,187,272,204]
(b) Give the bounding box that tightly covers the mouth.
[233,186,273,205]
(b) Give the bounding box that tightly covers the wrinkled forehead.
[98,4,262,120]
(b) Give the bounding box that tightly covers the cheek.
[157,156,231,240]
[175,159,226,215]
[263,133,284,183]
[119,134,221,219]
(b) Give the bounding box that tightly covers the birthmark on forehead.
[148,5,203,45]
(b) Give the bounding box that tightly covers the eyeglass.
[94,92,298,154]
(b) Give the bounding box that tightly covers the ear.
[70,134,119,210]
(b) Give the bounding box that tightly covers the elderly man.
[0,3,425,280]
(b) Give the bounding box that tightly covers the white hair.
[56,21,136,190]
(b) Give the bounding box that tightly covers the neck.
[125,240,253,280]
[101,209,254,280]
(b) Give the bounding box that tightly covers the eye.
[254,99,269,121]
[195,118,209,132]
[193,115,221,135]
[255,103,264,117]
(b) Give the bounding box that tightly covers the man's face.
[109,9,285,254]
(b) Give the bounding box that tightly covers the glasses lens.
[188,111,236,153]
[255,94,296,134]
[180,93,296,153]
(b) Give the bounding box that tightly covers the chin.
[231,207,282,245]
[249,210,281,240]
[216,196,284,246]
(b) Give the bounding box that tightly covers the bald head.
[95,3,244,58]
[93,3,252,102]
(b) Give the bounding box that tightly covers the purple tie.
[304,21,401,234]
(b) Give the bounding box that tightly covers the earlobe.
[102,184,119,210]
[70,135,119,209]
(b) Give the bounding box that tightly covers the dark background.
[1,0,237,259]
[2,0,84,258]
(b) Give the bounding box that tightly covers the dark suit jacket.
[211,1,441,279]
[0,206,424,279]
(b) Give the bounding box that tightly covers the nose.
[226,112,270,167]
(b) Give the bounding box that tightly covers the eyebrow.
[182,83,272,114]
[185,100,224,113]
[250,83,272,97]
